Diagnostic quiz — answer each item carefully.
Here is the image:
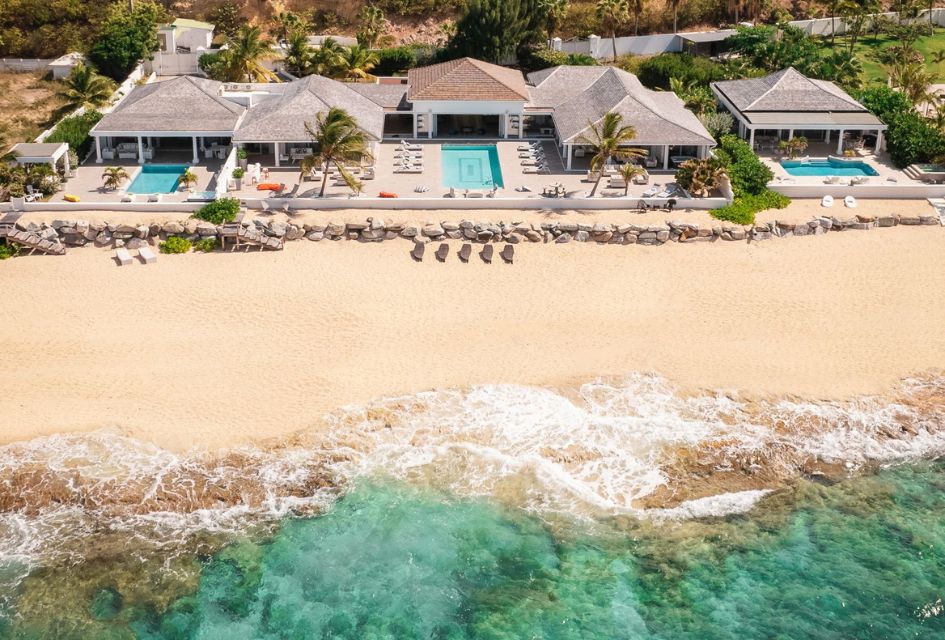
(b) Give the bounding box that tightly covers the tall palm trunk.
[612,25,618,60]
[320,160,331,197]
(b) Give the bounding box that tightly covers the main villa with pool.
[62,57,919,204]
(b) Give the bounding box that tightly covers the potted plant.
[237,147,248,170]
[231,167,245,190]
[179,168,198,192]
[8,182,25,208]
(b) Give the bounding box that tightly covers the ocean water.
[1,375,945,638]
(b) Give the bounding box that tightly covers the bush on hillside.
[45,111,104,159]
[713,135,773,197]
[374,46,417,75]
[636,53,727,91]
[89,1,165,81]
[376,0,466,17]
[518,47,598,74]
[159,236,192,254]
[193,198,240,225]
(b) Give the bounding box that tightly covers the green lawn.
[820,28,945,87]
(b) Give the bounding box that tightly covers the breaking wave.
[1,372,944,601]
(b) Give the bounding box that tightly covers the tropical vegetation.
[577,111,645,197]
[301,108,375,197]
[193,198,240,225]
[89,1,165,81]
[45,110,103,158]
[675,156,727,198]
[445,0,546,64]
[101,166,130,191]
[200,26,279,83]
[55,64,115,115]
[160,236,193,254]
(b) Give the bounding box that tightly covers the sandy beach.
[2,207,944,452]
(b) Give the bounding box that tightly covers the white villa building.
[90,57,716,170]
[711,68,887,155]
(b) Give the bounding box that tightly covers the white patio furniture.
[148,193,162,202]
[138,246,157,264]
[115,248,133,266]
[121,194,137,203]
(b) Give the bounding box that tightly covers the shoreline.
[3,217,945,452]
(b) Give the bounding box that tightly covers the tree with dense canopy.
[445,0,545,64]
[302,108,375,198]
[356,5,387,49]
[89,1,165,81]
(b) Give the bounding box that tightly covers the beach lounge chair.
[399,141,422,150]
[138,246,157,264]
[480,244,493,264]
[459,243,472,262]
[821,195,835,208]
[522,166,549,174]
[844,195,858,208]
[148,193,162,203]
[823,175,840,184]
[642,185,659,197]
[435,243,449,262]
[500,244,514,264]
[411,241,425,262]
[121,193,137,203]
[115,248,132,266]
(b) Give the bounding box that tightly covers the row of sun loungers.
[412,242,514,264]
[519,142,551,173]
[115,246,156,266]
[394,141,424,174]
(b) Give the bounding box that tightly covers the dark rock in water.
[89,587,123,621]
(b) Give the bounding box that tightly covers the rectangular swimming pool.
[441,145,504,189]
[127,164,189,194]
[780,158,879,177]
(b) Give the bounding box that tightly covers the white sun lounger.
[138,246,157,264]
[115,248,133,266]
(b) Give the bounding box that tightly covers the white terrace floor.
[63,141,681,204]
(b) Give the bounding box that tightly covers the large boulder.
[400,226,418,238]
[162,221,185,235]
[422,223,444,237]
[284,225,305,241]
[525,230,542,242]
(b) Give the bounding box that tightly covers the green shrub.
[636,53,726,90]
[714,135,773,197]
[193,198,240,225]
[375,0,465,17]
[0,243,19,260]
[698,111,734,140]
[374,46,417,75]
[518,46,598,74]
[193,237,218,253]
[884,114,945,168]
[711,191,790,226]
[89,1,165,80]
[159,236,192,254]
[857,86,914,121]
[46,110,104,158]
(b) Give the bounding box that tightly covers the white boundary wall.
[0,58,54,72]
[557,9,945,59]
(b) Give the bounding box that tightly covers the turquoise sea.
[1,377,944,639]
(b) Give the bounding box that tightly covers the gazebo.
[711,68,887,155]
[9,142,71,175]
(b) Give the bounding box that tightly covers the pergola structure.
[711,68,887,155]
[9,142,71,174]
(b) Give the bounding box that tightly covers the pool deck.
[761,143,906,187]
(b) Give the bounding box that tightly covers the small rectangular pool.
[781,158,879,177]
[441,145,504,189]
[127,164,189,194]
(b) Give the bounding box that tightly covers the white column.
[503,114,509,139]
[787,129,794,140]
[274,142,280,167]
[825,130,831,143]
[192,136,199,164]
[95,136,102,163]
[137,136,145,164]
[428,111,434,139]
[875,130,883,154]
[63,151,70,176]
[662,145,669,170]
[836,130,844,155]
[412,114,418,139]
[748,128,755,149]
[566,144,572,170]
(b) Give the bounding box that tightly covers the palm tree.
[539,0,570,38]
[888,59,937,108]
[309,38,346,77]
[819,49,864,91]
[283,30,313,77]
[778,136,809,159]
[678,157,727,197]
[596,0,629,61]
[271,11,303,44]
[669,0,684,34]
[56,63,115,113]
[630,0,646,35]
[618,162,646,195]
[225,25,279,82]
[578,112,645,197]
[356,5,386,49]
[303,108,375,197]
[336,45,380,81]
[101,166,130,191]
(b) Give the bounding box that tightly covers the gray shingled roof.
[711,68,867,113]
[93,76,244,134]
[233,75,385,142]
[348,83,411,111]
[527,66,715,146]
[408,58,530,102]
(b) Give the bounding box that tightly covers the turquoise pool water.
[441,145,504,189]
[127,164,188,194]
[781,158,879,177]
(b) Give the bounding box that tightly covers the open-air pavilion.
[90,76,245,164]
[711,68,887,155]
[9,142,71,175]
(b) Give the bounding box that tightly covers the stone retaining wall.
[9,213,943,252]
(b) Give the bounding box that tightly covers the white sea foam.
[1,373,943,596]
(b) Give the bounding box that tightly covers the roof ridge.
[742,67,796,111]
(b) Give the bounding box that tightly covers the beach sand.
[2,207,944,452]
